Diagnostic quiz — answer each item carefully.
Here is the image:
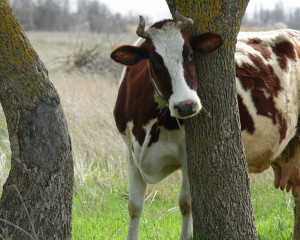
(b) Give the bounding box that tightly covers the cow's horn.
[175,11,194,28]
[136,15,150,39]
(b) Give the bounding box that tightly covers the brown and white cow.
[111,13,300,240]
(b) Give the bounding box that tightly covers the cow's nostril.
[174,100,198,118]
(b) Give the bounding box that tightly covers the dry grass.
[51,71,126,186]
[53,71,120,151]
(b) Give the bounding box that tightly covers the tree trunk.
[166,1,258,239]
[0,1,73,239]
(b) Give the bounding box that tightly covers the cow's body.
[236,30,300,197]
[237,30,300,171]
[112,15,300,240]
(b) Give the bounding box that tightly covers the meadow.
[0,31,295,239]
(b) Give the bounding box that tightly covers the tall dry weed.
[51,70,126,187]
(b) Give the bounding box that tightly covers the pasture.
[0,31,295,239]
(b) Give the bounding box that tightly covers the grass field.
[0,31,295,239]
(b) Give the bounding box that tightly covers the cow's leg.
[179,163,193,240]
[293,192,300,240]
[126,149,147,240]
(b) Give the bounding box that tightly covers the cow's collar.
[151,78,165,101]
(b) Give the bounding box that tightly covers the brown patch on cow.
[236,54,288,143]
[247,38,272,60]
[181,31,198,90]
[148,107,182,146]
[149,52,173,100]
[158,107,183,130]
[150,19,176,29]
[113,40,157,137]
[236,54,281,123]
[237,95,255,134]
[179,196,191,216]
[249,54,281,96]
[128,201,141,218]
[114,70,129,134]
[182,42,198,90]
[278,113,288,143]
[114,59,159,145]
[148,124,160,147]
[272,40,296,71]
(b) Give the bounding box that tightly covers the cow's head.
[111,12,223,119]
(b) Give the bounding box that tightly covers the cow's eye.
[189,52,194,63]
[152,61,163,70]
[150,52,164,70]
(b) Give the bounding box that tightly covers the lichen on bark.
[0,1,59,111]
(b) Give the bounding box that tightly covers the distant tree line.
[8,0,143,32]
[243,0,300,29]
[9,0,300,32]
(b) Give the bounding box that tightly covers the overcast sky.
[71,0,300,21]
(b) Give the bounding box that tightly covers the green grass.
[71,161,295,240]
[72,168,183,240]
[251,176,294,240]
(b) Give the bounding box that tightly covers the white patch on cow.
[138,126,186,184]
[126,117,186,184]
[147,23,202,118]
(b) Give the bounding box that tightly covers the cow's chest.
[130,125,186,184]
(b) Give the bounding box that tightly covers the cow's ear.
[111,45,148,66]
[191,33,224,54]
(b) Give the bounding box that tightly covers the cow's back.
[235,29,300,173]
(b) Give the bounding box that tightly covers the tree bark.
[0,1,73,239]
[166,1,258,239]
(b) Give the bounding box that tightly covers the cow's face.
[111,15,223,119]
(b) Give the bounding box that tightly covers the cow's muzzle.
[173,100,200,119]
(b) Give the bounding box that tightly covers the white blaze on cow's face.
[148,23,202,119]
